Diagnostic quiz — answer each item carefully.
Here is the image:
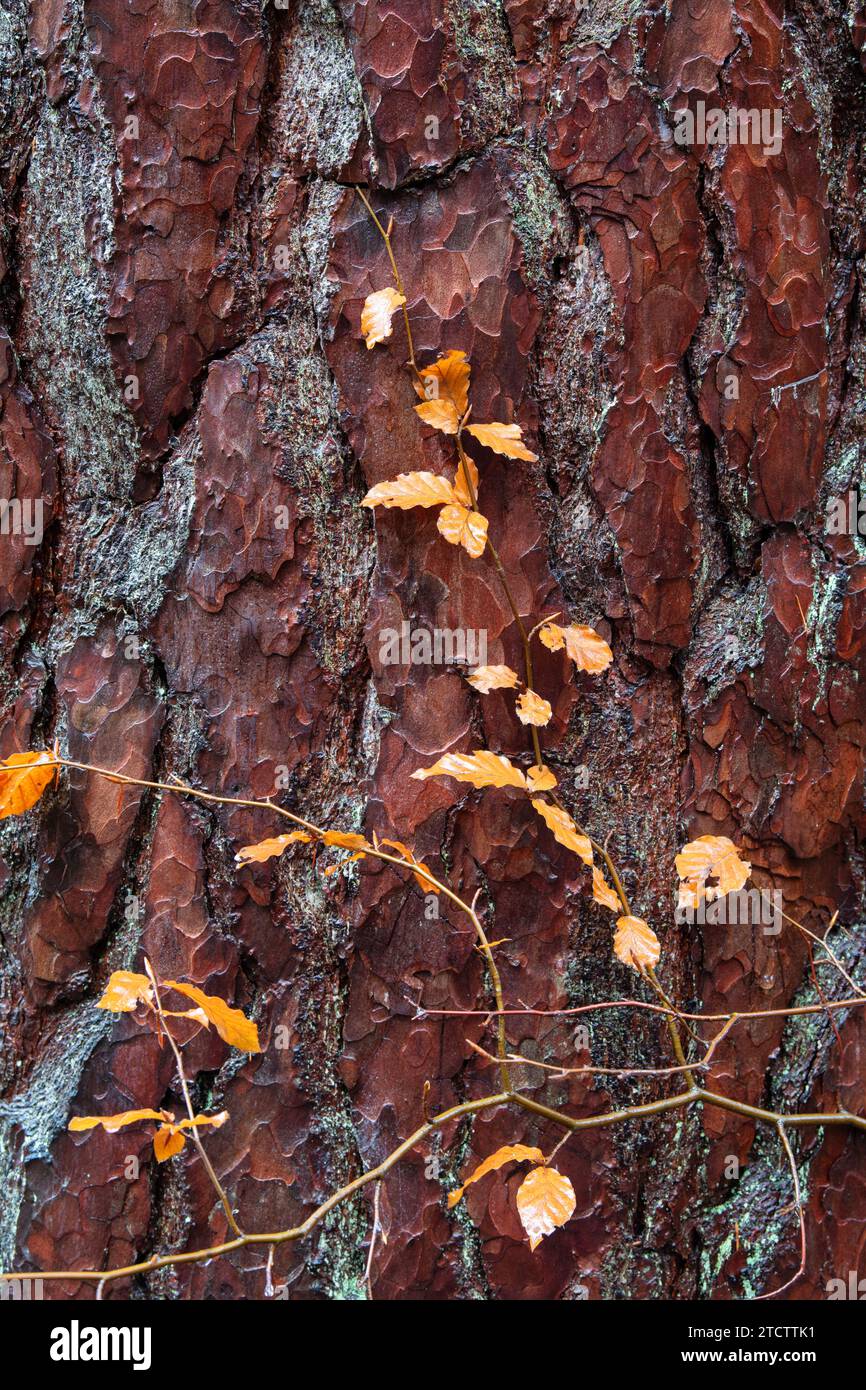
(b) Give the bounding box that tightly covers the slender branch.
[142,959,242,1239]
[754,1123,806,1301]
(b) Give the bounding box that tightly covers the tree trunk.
[1,0,864,1301]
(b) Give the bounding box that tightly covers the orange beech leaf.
[447,1143,545,1208]
[0,750,59,819]
[380,838,439,893]
[417,350,470,417]
[436,503,488,557]
[361,471,456,511]
[234,831,312,866]
[465,664,519,694]
[153,1126,186,1161]
[539,622,612,673]
[414,397,460,434]
[465,421,537,461]
[516,1166,576,1251]
[674,835,751,902]
[516,689,552,727]
[412,750,527,792]
[153,1111,228,1163]
[96,970,153,1013]
[69,1109,169,1135]
[591,867,620,913]
[321,830,370,851]
[361,287,405,348]
[453,454,479,507]
[163,982,261,1053]
[613,915,661,972]
[527,763,557,793]
[531,799,593,865]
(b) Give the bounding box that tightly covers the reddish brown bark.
[0,0,864,1300]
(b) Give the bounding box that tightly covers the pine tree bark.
[0,0,864,1300]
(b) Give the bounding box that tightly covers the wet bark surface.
[0,0,864,1300]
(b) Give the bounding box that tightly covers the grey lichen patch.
[301,180,351,334]
[683,574,766,706]
[0,0,41,193]
[19,97,138,503]
[0,1003,113,1265]
[447,0,519,152]
[270,0,366,179]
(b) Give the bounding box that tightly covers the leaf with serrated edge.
[69,1109,168,1134]
[436,504,487,557]
[414,398,460,434]
[235,831,311,866]
[465,665,519,694]
[613,916,661,972]
[321,830,370,851]
[447,1144,545,1208]
[418,350,470,417]
[527,764,557,793]
[531,799,593,865]
[361,472,456,511]
[0,750,59,819]
[380,838,439,894]
[540,622,612,672]
[516,1166,576,1250]
[154,1126,186,1161]
[361,287,405,349]
[465,422,537,461]
[96,970,153,1013]
[453,455,479,507]
[412,751,527,791]
[592,867,620,913]
[516,689,552,727]
[674,836,751,902]
[163,982,261,1053]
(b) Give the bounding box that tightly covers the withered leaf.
[417,349,470,417]
[321,830,371,851]
[453,454,480,507]
[96,970,153,1013]
[69,1109,169,1135]
[516,689,553,727]
[613,915,661,972]
[527,763,557,793]
[414,397,460,434]
[465,664,520,694]
[361,287,405,349]
[163,981,261,1053]
[447,1143,545,1208]
[380,837,439,893]
[361,472,456,511]
[412,751,528,792]
[540,622,612,673]
[591,867,620,913]
[436,503,488,557]
[0,750,59,819]
[531,799,593,865]
[153,1111,228,1163]
[675,836,751,902]
[465,421,537,461]
[516,1166,576,1251]
[234,831,312,866]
